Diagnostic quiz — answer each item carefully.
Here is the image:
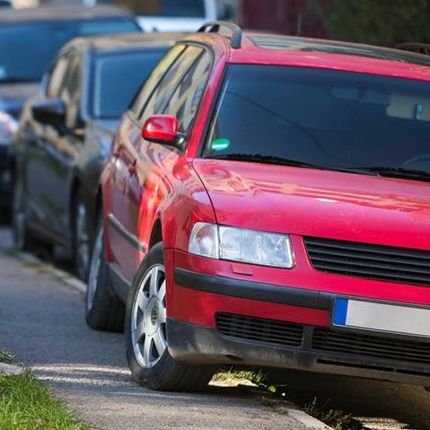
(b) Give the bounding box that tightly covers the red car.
[88,22,430,391]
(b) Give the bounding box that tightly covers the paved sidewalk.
[0,229,325,430]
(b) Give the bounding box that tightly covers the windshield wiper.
[208,153,377,175]
[355,166,430,182]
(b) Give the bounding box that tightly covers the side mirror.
[32,98,66,127]
[141,115,181,146]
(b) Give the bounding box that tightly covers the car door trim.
[107,213,146,253]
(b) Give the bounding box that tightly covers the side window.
[163,50,212,136]
[129,44,186,117]
[139,46,205,121]
[46,55,69,98]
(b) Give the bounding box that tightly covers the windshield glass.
[204,65,430,179]
[0,20,139,83]
[105,0,205,17]
[91,48,167,119]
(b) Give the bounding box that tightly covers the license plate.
[332,298,430,338]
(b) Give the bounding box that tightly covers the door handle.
[128,160,137,176]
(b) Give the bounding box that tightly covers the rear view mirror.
[32,98,66,126]
[141,115,180,146]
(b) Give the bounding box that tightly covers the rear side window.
[138,45,204,120]
[163,50,212,135]
[129,44,185,117]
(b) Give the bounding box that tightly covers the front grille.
[313,328,430,365]
[216,313,303,347]
[305,237,430,286]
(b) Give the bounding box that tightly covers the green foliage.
[0,371,87,430]
[0,350,14,365]
[327,0,430,46]
[304,397,364,430]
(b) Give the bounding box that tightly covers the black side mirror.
[32,98,66,127]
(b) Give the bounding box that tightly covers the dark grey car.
[0,5,140,212]
[12,33,181,280]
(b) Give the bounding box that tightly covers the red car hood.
[192,159,430,250]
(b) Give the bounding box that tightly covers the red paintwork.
[142,114,178,143]
[101,30,430,359]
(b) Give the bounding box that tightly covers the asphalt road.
[0,228,314,430]
[1,226,430,430]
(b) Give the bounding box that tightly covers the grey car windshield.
[91,49,167,119]
[205,65,430,179]
[0,19,140,83]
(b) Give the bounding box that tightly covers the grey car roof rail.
[197,21,242,49]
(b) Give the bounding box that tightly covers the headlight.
[0,111,18,144]
[188,223,294,268]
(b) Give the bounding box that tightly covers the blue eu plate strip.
[333,298,348,325]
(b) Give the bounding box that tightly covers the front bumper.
[0,144,12,208]
[169,268,430,385]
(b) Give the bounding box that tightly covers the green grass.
[304,397,364,430]
[0,357,87,430]
[0,350,14,365]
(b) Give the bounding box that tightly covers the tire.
[85,219,124,332]
[12,179,33,251]
[72,190,91,281]
[125,242,214,392]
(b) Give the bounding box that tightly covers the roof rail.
[197,21,242,49]
[396,43,430,55]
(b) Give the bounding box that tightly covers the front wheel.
[125,242,214,391]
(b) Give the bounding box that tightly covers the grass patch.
[0,350,14,365]
[212,369,266,385]
[0,370,87,430]
[304,397,365,430]
[21,261,51,274]
[2,247,20,258]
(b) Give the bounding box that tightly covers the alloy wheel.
[131,264,167,368]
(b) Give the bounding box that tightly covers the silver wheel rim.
[75,202,90,280]
[86,226,102,312]
[131,264,167,368]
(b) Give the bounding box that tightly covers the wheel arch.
[149,218,163,249]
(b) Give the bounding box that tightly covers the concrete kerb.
[0,362,25,376]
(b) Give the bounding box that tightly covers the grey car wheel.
[125,242,215,391]
[85,219,124,332]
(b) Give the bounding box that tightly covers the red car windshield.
[204,65,430,180]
